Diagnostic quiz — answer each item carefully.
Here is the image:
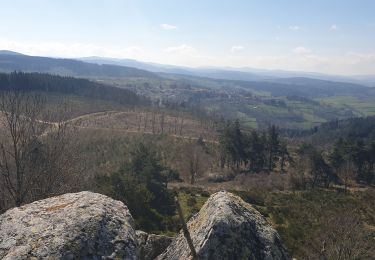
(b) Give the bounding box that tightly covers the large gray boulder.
[0,190,291,260]
[157,191,291,260]
[0,191,137,260]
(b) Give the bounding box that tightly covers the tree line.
[218,120,291,172]
[330,138,375,185]
[219,118,375,188]
[292,137,375,190]
[282,115,375,144]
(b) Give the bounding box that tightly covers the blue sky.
[1,0,375,75]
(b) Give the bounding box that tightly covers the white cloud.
[160,23,177,30]
[230,46,245,53]
[293,46,312,55]
[289,25,300,31]
[330,24,338,30]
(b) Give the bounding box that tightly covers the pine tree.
[244,130,266,171]
[266,125,281,171]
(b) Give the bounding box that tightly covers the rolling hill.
[0,52,157,79]
[1,51,375,129]
[1,51,372,99]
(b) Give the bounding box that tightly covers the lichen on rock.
[0,191,137,260]
[157,191,291,260]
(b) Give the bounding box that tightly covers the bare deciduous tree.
[174,117,178,135]
[143,112,148,131]
[305,210,374,260]
[152,112,156,134]
[184,142,210,185]
[337,161,356,191]
[179,117,184,136]
[137,115,142,131]
[0,90,77,209]
[160,112,165,134]
[189,149,200,185]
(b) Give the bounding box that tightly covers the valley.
[1,2,375,259]
[0,53,374,259]
[2,52,375,130]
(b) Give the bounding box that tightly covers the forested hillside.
[0,70,373,259]
[285,116,375,145]
[0,72,150,107]
[311,116,375,142]
[0,53,157,79]
[1,53,375,129]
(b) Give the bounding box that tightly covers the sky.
[1,0,375,75]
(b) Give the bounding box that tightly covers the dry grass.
[70,110,217,141]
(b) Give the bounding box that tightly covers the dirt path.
[39,110,218,144]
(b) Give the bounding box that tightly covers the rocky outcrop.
[0,191,137,260]
[136,230,173,260]
[157,191,291,260]
[0,190,290,260]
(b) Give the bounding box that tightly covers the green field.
[318,96,375,117]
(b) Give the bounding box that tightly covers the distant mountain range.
[0,50,374,99]
[79,56,271,82]
[79,55,375,87]
[1,50,374,86]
